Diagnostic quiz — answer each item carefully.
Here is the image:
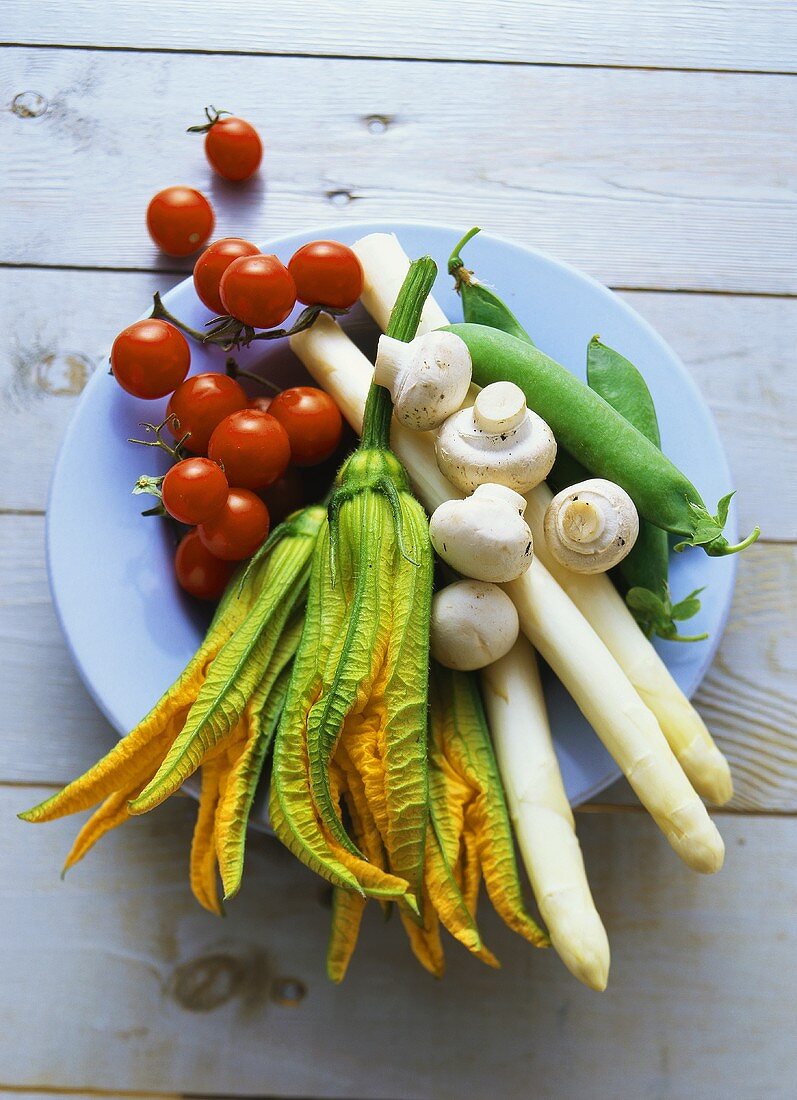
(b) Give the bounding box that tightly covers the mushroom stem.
[558,498,606,546]
[473,381,527,434]
[371,334,405,392]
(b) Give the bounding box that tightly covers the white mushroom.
[430,579,519,671]
[544,478,639,574]
[435,380,556,493]
[429,484,533,583]
[373,330,472,431]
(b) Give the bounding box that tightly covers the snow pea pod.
[586,337,707,641]
[447,321,759,557]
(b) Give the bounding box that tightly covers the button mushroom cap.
[429,483,533,583]
[544,478,640,574]
[435,380,557,493]
[430,579,520,671]
[373,330,473,431]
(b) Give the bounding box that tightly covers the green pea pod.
[272,257,436,908]
[586,337,707,642]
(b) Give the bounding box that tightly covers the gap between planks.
[3,261,797,301]
[1,39,794,78]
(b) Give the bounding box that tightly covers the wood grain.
[2,268,794,538]
[5,785,796,1097]
[2,514,794,810]
[2,48,796,292]
[3,0,796,74]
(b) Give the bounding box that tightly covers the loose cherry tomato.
[205,116,263,182]
[249,395,273,413]
[167,373,248,454]
[147,186,214,257]
[208,408,291,489]
[198,489,270,561]
[111,319,190,399]
[267,386,343,467]
[219,254,296,329]
[193,237,260,314]
[162,458,228,525]
[259,466,307,525]
[175,528,235,600]
[288,241,363,309]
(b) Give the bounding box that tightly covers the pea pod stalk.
[271,257,436,910]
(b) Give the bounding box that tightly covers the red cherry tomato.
[146,187,214,257]
[193,238,260,314]
[259,466,307,525]
[161,458,229,525]
[208,408,291,490]
[249,395,273,413]
[167,373,248,454]
[198,489,270,561]
[219,254,296,329]
[267,386,343,467]
[175,528,235,601]
[288,241,363,309]
[205,116,263,182]
[111,319,190,399]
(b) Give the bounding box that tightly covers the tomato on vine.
[188,106,263,182]
[193,238,260,314]
[198,489,270,561]
[146,187,215,257]
[111,319,191,399]
[219,254,296,329]
[208,408,291,489]
[175,528,235,600]
[288,240,363,309]
[268,386,343,466]
[162,458,229,525]
[167,373,248,454]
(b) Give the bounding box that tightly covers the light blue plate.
[46,221,738,817]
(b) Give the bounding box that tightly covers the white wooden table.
[2,4,795,1096]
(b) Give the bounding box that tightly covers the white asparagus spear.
[481,636,610,991]
[350,231,732,806]
[352,232,450,335]
[290,317,725,874]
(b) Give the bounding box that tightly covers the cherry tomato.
[267,386,343,467]
[175,528,235,601]
[288,241,363,309]
[208,408,291,489]
[259,466,307,525]
[198,489,270,561]
[193,237,260,315]
[167,373,248,454]
[219,254,296,329]
[147,186,214,257]
[111,319,190,399]
[205,116,263,182]
[161,458,228,526]
[249,395,273,413]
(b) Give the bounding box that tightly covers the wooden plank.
[2,515,794,810]
[2,48,796,293]
[2,272,795,538]
[3,0,796,74]
[5,786,796,1097]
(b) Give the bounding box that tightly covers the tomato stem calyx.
[186,104,232,134]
